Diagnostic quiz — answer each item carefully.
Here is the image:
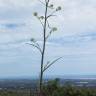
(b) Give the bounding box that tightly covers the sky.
[0,0,96,78]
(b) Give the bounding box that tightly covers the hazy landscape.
[1,75,96,90]
[0,76,96,96]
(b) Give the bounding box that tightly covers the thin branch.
[43,61,50,70]
[26,43,42,54]
[37,17,44,28]
[47,14,56,19]
[38,0,46,6]
[46,20,52,29]
[46,0,50,3]
[47,10,57,19]
[45,29,53,40]
[36,42,41,50]
[45,0,47,3]
[43,57,63,72]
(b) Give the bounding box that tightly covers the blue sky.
[0,0,96,78]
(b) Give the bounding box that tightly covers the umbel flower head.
[30,38,36,43]
[56,6,62,11]
[33,12,38,16]
[52,27,57,32]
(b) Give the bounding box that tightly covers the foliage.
[41,79,96,96]
[1,79,96,96]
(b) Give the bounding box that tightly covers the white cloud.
[0,0,96,33]
[0,0,37,8]
[63,0,96,35]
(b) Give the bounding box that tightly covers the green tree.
[27,0,62,95]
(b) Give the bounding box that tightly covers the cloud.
[0,23,25,29]
[63,0,96,35]
[0,0,37,8]
[50,32,96,44]
[0,0,96,76]
[0,0,96,37]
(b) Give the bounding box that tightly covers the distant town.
[0,76,96,90]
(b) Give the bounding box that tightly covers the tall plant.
[28,0,62,94]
